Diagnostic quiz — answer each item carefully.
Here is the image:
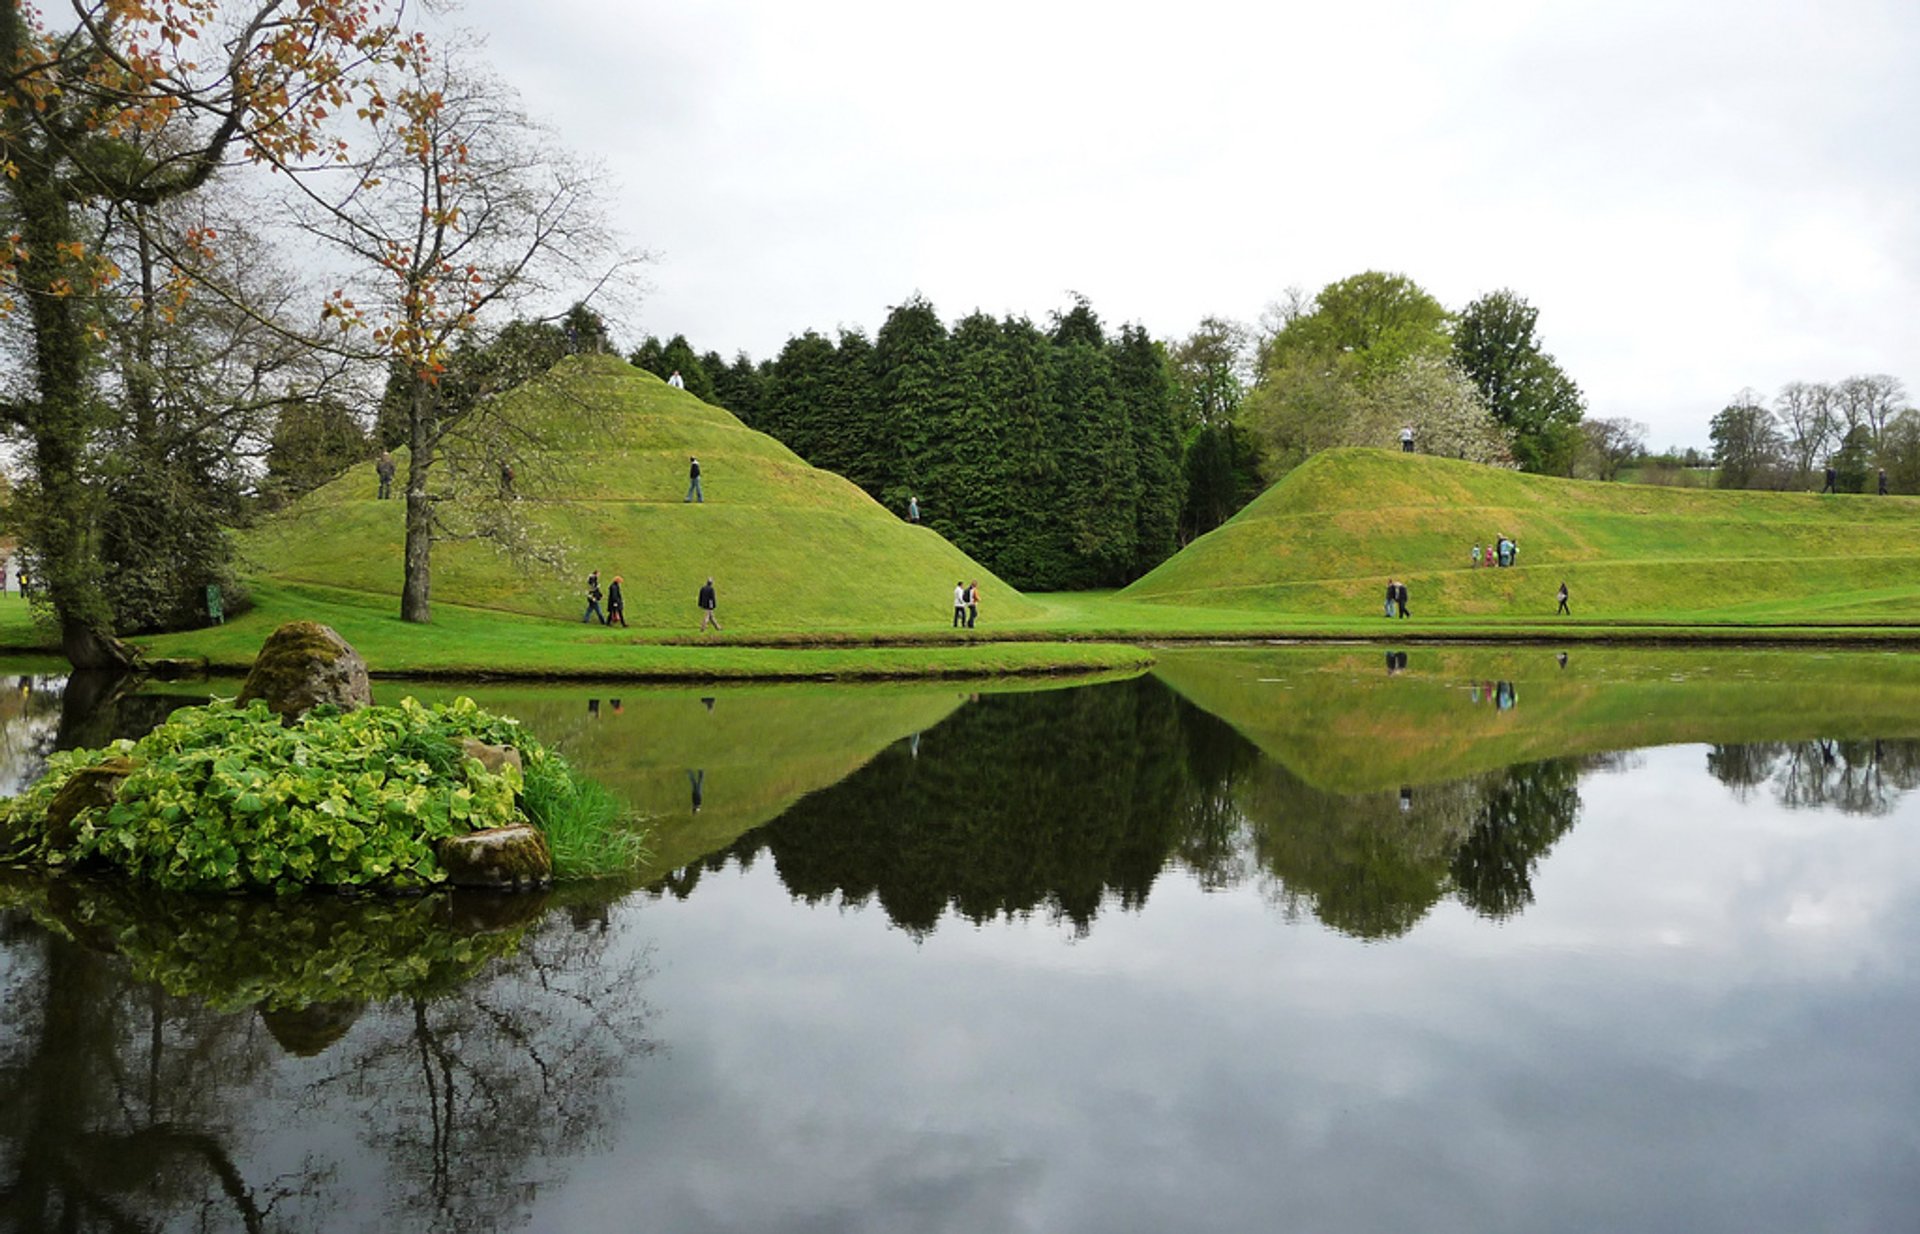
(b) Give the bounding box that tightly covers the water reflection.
[656,680,1589,941]
[0,875,649,1232]
[1709,738,1920,815]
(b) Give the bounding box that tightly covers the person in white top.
[1400,425,1415,452]
[667,370,685,389]
[952,582,968,629]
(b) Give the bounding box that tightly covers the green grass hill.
[243,355,1035,633]
[1124,448,1920,623]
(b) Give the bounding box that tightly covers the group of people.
[952,580,983,628]
[1383,579,1410,618]
[1472,537,1518,568]
[581,568,723,632]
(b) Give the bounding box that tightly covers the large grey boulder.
[236,622,372,721]
[436,825,552,891]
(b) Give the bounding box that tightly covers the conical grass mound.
[1125,448,1920,622]
[245,355,1033,632]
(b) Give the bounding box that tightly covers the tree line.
[1710,375,1914,492]
[629,296,1185,590]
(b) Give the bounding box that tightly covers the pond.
[3,646,1919,1232]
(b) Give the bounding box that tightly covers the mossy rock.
[42,756,136,850]
[437,824,552,891]
[236,620,371,721]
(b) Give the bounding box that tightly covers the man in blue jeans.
[686,456,703,502]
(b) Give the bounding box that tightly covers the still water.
[3,646,1919,1232]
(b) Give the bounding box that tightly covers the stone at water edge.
[437,825,553,891]
[42,756,137,850]
[460,738,523,777]
[235,621,372,721]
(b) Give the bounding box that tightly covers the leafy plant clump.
[0,696,644,891]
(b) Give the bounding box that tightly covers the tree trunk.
[400,380,436,623]
[12,148,130,670]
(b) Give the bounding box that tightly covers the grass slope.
[244,354,1037,632]
[1126,448,1920,623]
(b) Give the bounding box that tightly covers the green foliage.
[677,294,1188,591]
[267,399,371,502]
[1259,270,1452,382]
[1711,396,1787,490]
[519,743,648,879]
[1453,290,1587,475]
[0,696,636,892]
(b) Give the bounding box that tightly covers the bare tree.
[1580,416,1647,481]
[1774,380,1836,482]
[288,42,627,623]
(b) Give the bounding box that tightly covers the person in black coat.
[606,576,627,627]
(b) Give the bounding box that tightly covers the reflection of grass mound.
[0,873,539,1013]
[1154,645,1920,792]
[395,680,968,878]
[244,355,1033,632]
[1125,448,1920,621]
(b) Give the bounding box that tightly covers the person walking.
[1384,579,1396,618]
[582,570,605,624]
[1471,543,1482,568]
[1821,464,1837,494]
[606,575,627,627]
[698,577,721,632]
[1556,581,1570,615]
[1395,580,1410,619]
[685,455,703,503]
[953,580,969,628]
[966,580,980,629]
[1879,469,1889,495]
[908,494,920,523]
[376,451,396,500]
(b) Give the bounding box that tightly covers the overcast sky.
[449,0,1916,448]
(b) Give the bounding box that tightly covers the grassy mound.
[244,355,1033,632]
[1125,448,1920,622]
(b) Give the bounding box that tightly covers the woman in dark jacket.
[607,576,628,627]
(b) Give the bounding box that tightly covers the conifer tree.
[1112,325,1183,577]
[659,335,714,401]
[992,316,1070,588]
[762,331,837,459]
[873,297,955,509]
[1051,299,1137,586]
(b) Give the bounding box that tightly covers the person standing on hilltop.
[376,451,396,500]
[668,369,685,389]
[698,576,722,633]
[685,455,703,503]
[1400,425,1415,453]
[908,494,920,523]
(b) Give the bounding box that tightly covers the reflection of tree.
[692,679,1195,936]
[1707,739,1920,815]
[654,680,1592,942]
[1448,760,1583,920]
[0,879,649,1233]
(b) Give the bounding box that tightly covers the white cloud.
[447,0,1918,446]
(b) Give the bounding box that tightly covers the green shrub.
[0,696,644,891]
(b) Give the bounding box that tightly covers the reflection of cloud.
[541,744,1920,1232]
